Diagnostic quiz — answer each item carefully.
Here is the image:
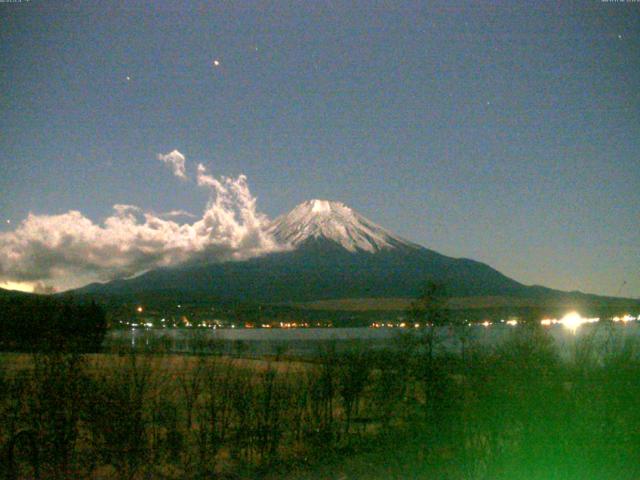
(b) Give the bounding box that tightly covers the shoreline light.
[559,312,599,334]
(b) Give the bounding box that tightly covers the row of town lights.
[133,306,637,333]
[369,313,639,333]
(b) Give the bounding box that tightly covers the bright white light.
[611,314,636,323]
[506,319,518,326]
[559,312,599,334]
[561,312,582,333]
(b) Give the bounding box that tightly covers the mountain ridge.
[75,199,638,307]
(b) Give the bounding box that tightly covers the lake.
[106,321,640,359]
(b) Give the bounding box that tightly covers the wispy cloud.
[157,149,188,180]
[158,210,197,220]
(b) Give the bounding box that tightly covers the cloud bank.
[0,153,281,292]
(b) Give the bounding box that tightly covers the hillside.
[77,200,638,310]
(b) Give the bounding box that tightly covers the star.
[213,59,221,67]
[5,219,10,225]
[125,76,131,81]
[617,34,623,40]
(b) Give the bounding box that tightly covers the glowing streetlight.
[559,312,598,334]
[561,312,582,334]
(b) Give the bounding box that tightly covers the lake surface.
[106,322,640,359]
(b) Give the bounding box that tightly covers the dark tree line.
[0,295,106,352]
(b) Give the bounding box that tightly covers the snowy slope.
[268,199,415,253]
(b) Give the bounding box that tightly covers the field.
[2,324,640,479]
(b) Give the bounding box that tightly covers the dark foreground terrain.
[1,323,640,479]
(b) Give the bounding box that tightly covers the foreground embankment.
[1,325,640,479]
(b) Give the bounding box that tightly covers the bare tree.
[408,281,449,361]
[337,346,371,437]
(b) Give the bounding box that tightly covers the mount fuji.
[267,199,416,253]
[76,200,630,308]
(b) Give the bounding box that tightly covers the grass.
[2,325,640,479]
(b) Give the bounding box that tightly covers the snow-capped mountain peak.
[268,199,413,253]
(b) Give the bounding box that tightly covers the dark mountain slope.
[76,200,637,307]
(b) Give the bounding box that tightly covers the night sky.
[0,1,638,296]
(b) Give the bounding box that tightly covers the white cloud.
[158,210,197,219]
[0,153,282,291]
[157,149,187,179]
[0,281,35,293]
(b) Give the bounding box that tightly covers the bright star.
[213,59,220,67]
